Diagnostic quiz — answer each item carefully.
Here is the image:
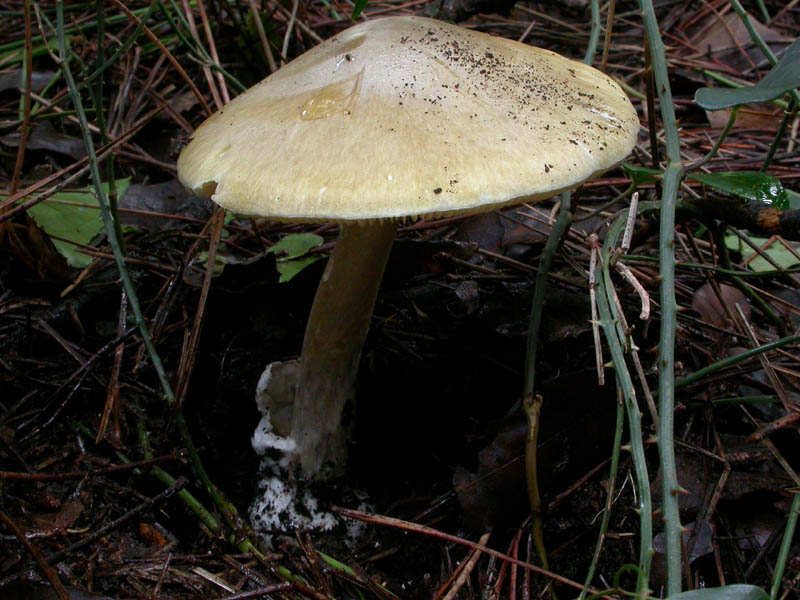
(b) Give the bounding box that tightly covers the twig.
[0,511,71,600]
[599,0,616,72]
[196,0,229,103]
[620,191,639,257]
[281,0,300,62]
[108,0,212,115]
[0,478,185,589]
[248,0,278,73]
[180,0,223,110]
[8,0,32,198]
[333,507,615,598]
[442,532,492,600]
[97,288,127,443]
[174,207,225,408]
[0,453,179,480]
[614,262,650,320]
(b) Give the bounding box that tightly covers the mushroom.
[177,16,639,480]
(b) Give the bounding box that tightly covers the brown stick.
[334,507,616,598]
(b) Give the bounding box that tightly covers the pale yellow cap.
[177,16,638,222]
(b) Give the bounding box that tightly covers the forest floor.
[1,0,799,598]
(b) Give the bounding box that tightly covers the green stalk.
[578,392,624,600]
[521,0,613,581]
[688,106,739,171]
[622,255,800,279]
[656,164,684,596]
[92,0,125,255]
[0,6,151,56]
[522,192,572,397]
[638,0,684,592]
[161,0,247,93]
[728,0,800,106]
[55,1,261,557]
[595,263,653,596]
[55,2,174,410]
[761,98,796,171]
[770,492,800,600]
[523,394,554,597]
[753,0,769,22]
[584,0,600,64]
[133,419,221,534]
[675,334,800,390]
[521,190,572,580]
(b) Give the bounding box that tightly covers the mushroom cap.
[177,16,638,222]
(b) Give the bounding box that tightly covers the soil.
[1,1,799,598]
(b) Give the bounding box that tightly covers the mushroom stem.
[291,220,397,478]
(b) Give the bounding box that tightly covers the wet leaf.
[787,188,800,210]
[695,37,800,110]
[688,13,789,74]
[5,179,131,268]
[28,586,114,600]
[654,520,714,564]
[119,179,211,230]
[689,171,788,209]
[623,162,662,187]
[266,233,324,282]
[725,233,800,272]
[0,69,57,93]
[690,282,749,331]
[704,104,784,131]
[28,121,84,159]
[667,584,768,600]
[51,501,84,530]
[453,212,505,252]
[453,414,527,532]
[0,120,85,159]
[11,216,70,281]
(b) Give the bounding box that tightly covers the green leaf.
[351,0,368,20]
[725,233,799,272]
[695,37,800,109]
[667,584,768,600]
[267,233,324,282]
[275,256,320,283]
[266,233,324,259]
[7,179,130,268]
[196,250,228,276]
[688,171,789,209]
[622,162,662,187]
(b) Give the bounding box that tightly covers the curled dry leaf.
[690,282,750,332]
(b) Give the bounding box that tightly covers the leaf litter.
[0,1,799,598]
